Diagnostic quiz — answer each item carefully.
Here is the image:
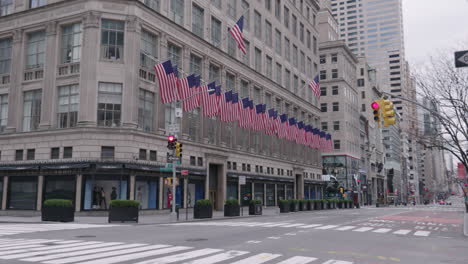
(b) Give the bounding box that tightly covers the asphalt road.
[0,204,467,264]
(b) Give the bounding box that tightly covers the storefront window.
[0,178,3,206]
[226,180,238,200]
[311,185,316,199]
[8,176,37,210]
[266,184,275,206]
[44,175,75,203]
[286,184,294,199]
[163,178,184,209]
[277,184,285,204]
[187,179,204,208]
[135,177,158,210]
[304,185,310,199]
[83,175,128,210]
[240,182,252,206]
[254,183,264,205]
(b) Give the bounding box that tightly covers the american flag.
[297,122,305,145]
[155,60,178,104]
[231,93,240,121]
[278,114,288,139]
[238,97,251,129]
[228,16,246,54]
[309,74,321,100]
[266,109,276,135]
[201,83,220,117]
[183,75,202,112]
[288,118,297,142]
[219,90,233,122]
[177,74,195,102]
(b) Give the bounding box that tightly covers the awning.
[125,164,162,172]
[41,163,90,170]
[0,165,39,171]
[227,173,294,183]
[96,163,124,169]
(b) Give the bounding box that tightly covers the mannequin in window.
[167,189,173,209]
[92,187,99,209]
[136,187,143,209]
[111,187,117,201]
[100,187,107,209]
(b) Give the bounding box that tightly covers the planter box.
[337,202,343,209]
[249,204,262,215]
[299,202,307,211]
[42,207,74,222]
[314,202,320,210]
[290,202,299,212]
[108,206,139,223]
[194,204,213,219]
[279,203,290,213]
[224,204,240,217]
[306,201,312,210]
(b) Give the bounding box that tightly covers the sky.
[403,0,468,66]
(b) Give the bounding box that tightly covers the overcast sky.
[403,0,468,66]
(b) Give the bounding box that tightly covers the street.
[0,204,466,264]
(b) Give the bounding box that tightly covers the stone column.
[274,184,278,206]
[129,175,136,200]
[158,177,164,209]
[39,21,59,130]
[1,176,8,210]
[263,183,267,207]
[183,177,188,209]
[75,175,82,212]
[205,164,210,200]
[297,174,304,200]
[78,11,101,127]
[36,176,44,211]
[157,32,168,133]
[217,164,226,211]
[251,182,255,201]
[6,30,23,133]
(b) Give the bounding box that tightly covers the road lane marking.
[135,248,223,264]
[73,246,191,264]
[229,253,282,264]
[276,256,318,264]
[263,223,293,227]
[334,226,356,231]
[0,241,104,259]
[352,227,373,232]
[285,233,297,236]
[414,231,431,237]
[182,250,249,264]
[298,224,323,229]
[43,244,173,264]
[393,230,411,235]
[322,260,353,264]
[372,228,392,233]
[267,237,281,239]
[316,225,338,230]
[246,240,262,243]
[281,224,306,228]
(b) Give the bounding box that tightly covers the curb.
[464,213,468,237]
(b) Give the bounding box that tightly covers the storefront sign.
[181,170,189,175]
[239,176,246,185]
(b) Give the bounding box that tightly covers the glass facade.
[44,175,76,203]
[266,184,275,206]
[240,182,252,206]
[135,176,158,210]
[8,176,37,210]
[83,175,128,210]
[254,183,264,204]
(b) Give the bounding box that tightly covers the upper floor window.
[167,43,181,68]
[320,70,326,80]
[313,36,317,54]
[227,31,237,57]
[211,17,222,46]
[332,102,339,111]
[331,53,338,63]
[292,15,297,36]
[0,94,7,132]
[138,89,154,132]
[30,0,46,9]
[275,0,281,19]
[26,31,45,69]
[306,30,311,49]
[254,11,262,40]
[299,23,304,43]
[190,54,202,76]
[0,0,13,16]
[192,4,204,38]
[144,0,160,12]
[284,6,289,28]
[241,1,250,30]
[101,20,124,61]
[57,84,79,128]
[265,21,272,47]
[101,146,115,160]
[0,38,12,74]
[284,37,290,61]
[334,140,340,150]
[140,30,158,68]
[61,23,82,64]
[320,87,326,96]
[265,0,271,11]
[320,55,326,64]
[209,64,220,84]
[332,69,338,79]
[275,30,281,55]
[170,0,184,25]
[227,0,237,18]
[211,0,221,9]
[98,83,122,127]
[254,48,262,72]
[23,89,42,132]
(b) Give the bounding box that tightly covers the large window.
[167,43,181,68]
[265,21,272,47]
[243,40,250,65]
[61,23,82,63]
[144,0,160,12]
[138,89,154,132]
[44,175,75,203]
[30,0,46,8]
[284,37,290,61]
[227,31,236,57]
[241,1,250,30]
[97,83,122,127]
[0,38,11,74]
[140,30,157,68]
[292,45,298,67]
[292,15,297,36]
[170,0,184,25]
[254,10,262,39]
[266,56,272,79]
[211,17,221,46]
[227,0,236,18]
[333,102,339,111]
[26,31,45,69]
[188,109,200,141]
[8,176,38,210]
[0,0,13,16]
[101,20,124,61]
[226,72,235,91]
[209,64,220,84]
[0,94,7,132]
[190,54,202,76]
[23,90,42,132]
[275,30,281,55]
[275,63,282,85]
[57,84,79,128]
[254,48,262,72]
[192,4,204,38]
[284,6,289,28]
[275,0,281,19]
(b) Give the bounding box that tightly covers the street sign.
[168,124,180,134]
[239,176,246,185]
[175,108,183,118]
[181,170,189,175]
[455,50,468,68]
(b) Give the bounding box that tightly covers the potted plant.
[337,200,343,209]
[290,199,299,212]
[224,199,240,217]
[249,200,262,215]
[42,199,74,222]
[312,199,319,210]
[108,200,139,223]
[299,200,308,211]
[279,200,290,213]
[349,201,354,209]
[194,199,213,219]
[307,199,313,210]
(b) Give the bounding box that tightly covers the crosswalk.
[0,223,119,237]
[168,221,432,237]
[0,238,352,264]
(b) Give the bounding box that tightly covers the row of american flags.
[155,59,332,152]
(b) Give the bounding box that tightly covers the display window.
[0,178,3,207]
[226,181,238,200]
[277,184,285,204]
[266,184,275,206]
[186,180,204,208]
[135,177,158,210]
[162,177,184,209]
[8,176,38,210]
[83,175,128,210]
[304,185,310,199]
[240,182,252,206]
[254,183,264,204]
[286,184,294,200]
[44,175,76,203]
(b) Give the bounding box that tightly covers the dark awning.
[125,164,162,172]
[41,163,90,170]
[96,163,124,169]
[0,165,40,171]
[227,173,294,183]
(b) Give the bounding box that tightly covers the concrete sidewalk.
[0,207,281,225]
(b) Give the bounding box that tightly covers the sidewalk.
[0,207,280,225]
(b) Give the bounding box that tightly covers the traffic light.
[382,99,396,127]
[371,100,381,127]
[175,142,183,157]
[167,135,176,150]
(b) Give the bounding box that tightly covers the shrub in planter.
[108,200,139,223]
[337,200,343,209]
[299,200,308,211]
[312,200,319,210]
[194,199,213,219]
[349,201,354,209]
[42,199,74,222]
[279,200,290,213]
[289,200,299,212]
[306,200,313,210]
[249,200,263,215]
[224,199,240,217]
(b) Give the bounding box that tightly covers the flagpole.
[213,7,251,50]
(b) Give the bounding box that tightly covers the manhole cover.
[75,235,96,238]
[185,238,207,242]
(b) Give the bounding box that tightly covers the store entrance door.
[209,164,218,210]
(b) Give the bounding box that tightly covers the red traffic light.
[168,136,175,142]
[371,102,380,110]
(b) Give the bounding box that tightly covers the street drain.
[186,238,207,242]
[75,235,96,238]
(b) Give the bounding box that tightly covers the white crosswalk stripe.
[372,228,392,233]
[230,253,282,264]
[135,248,223,264]
[414,231,431,236]
[322,260,353,264]
[182,250,249,264]
[281,224,306,228]
[276,256,318,263]
[0,223,119,237]
[298,224,323,229]
[315,225,338,230]
[334,226,356,231]
[352,227,374,232]
[393,229,412,235]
